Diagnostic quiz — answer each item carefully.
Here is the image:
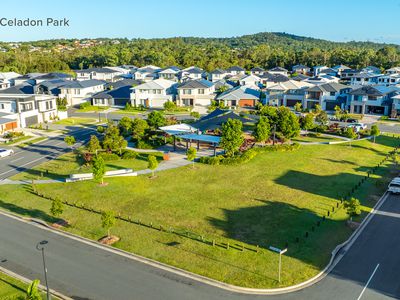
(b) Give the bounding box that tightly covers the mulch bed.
[98,235,120,245]
[52,219,69,228]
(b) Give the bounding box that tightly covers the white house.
[239,74,261,89]
[59,79,106,106]
[304,82,350,111]
[157,66,181,81]
[133,65,161,81]
[209,69,228,82]
[269,67,288,76]
[130,78,177,108]
[216,86,260,108]
[226,66,246,76]
[292,65,310,75]
[313,66,328,76]
[377,73,400,86]
[176,79,215,107]
[180,66,205,81]
[75,67,123,82]
[250,67,265,76]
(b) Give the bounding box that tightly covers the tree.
[216,85,229,94]
[147,155,158,177]
[190,111,200,119]
[131,118,149,140]
[163,101,177,111]
[252,116,270,144]
[345,127,357,147]
[147,111,166,129]
[370,124,380,143]
[50,198,64,218]
[301,113,315,133]
[64,135,76,147]
[26,279,41,300]
[220,118,244,157]
[93,156,106,184]
[344,197,361,220]
[118,116,132,136]
[276,106,300,140]
[314,104,322,114]
[101,210,116,237]
[187,147,197,168]
[97,125,105,134]
[334,105,342,120]
[259,105,278,123]
[315,111,329,126]
[294,102,302,112]
[87,135,101,153]
[102,124,127,153]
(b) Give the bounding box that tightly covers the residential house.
[362,66,381,74]
[92,79,142,107]
[176,79,215,107]
[209,69,228,82]
[377,73,400,86]
[59,79,106,106]
[0,72,21,89]
[340,69,359,81]
[130,78,177,108]
[319,68,338,77]
[239,74,261,89]
[386,67,400,75]
[75,67,124,82]
[332,65,351,77]
[269,67,288,76]
[157,66,181,81]
[133,65,161,81]
[292,64,310,75]
[350,72,380,86]
[250,67,265,76]
[313,66,328,76]
[226,66,246,76]
[304,75,339,85]
[216,86,260,108]
[180,66,206,81]
[264,80,312,107]
[348,85,399,115]
[304,82,350,111]
[259,72,290,88]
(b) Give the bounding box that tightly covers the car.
[0,148,14,158]
[388,177,400,194]
[347,123,367,133]
[346,118,358,123]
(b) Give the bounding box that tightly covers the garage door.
[113,98,129,107]
[286,99,301,107]
[25,115,38,127]
[325,102,339,111]
[239,99,256,107]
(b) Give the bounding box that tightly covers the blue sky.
[1,0,400,43]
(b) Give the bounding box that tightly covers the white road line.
[357,263,380,300]
[9,157,24,163]
[0,156,46,176]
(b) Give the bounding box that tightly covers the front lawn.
[0,136,398,288]
[11,151,163,181]
[76,105,109,112]
[0,272,29,300]
[53,117,98,126]
[292,134,344,143]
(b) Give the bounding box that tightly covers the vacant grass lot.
[0,136,398,288]
[53,117,98,126]
[11,151,163,181]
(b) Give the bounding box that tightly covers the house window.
[198,89,205,94]
[368,96,378,101]
[0,103,4,109]
[20,103,33,112]
[183,89,192,95]
[330,92,336,96]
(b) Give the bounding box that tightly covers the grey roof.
[185,67,204,74]
[319,68,337,74]
[213,80,234,90]
[191,109,251,131]
[105,79,142,89]
[178,79,213,89]
[307,82,349,93]
[227,66,245,72]
[270,66,288,72]
[260,72,290,82]
[349,85,397,96]
[292,64,309,70]
[362,66,381,74]
[291,74,310,81]
[38,79,71,89]
[216,86,260,101]
[75,67,117,74]
[61,79,106,89]
[251,67,264,72]
[35,72,73,80]
[210,69,226,75]
[0,82,35,94]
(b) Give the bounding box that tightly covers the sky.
[1,0,400,44]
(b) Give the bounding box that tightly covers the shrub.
[121,149,138,160]
[137,140,153,149]
[80,102,90,109]
[98,152,120,161]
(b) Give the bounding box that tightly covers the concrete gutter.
[0,191,389,296]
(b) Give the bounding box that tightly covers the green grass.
[0,136,398,288]
[16,137,47,148]
[292,134,343,143]
[11,151,164,181]
[76,105,109,112]
[112,109,145,115]
[0,272,29,300]
[0,135,32,145]
[53,117,97,126]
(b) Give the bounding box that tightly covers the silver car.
[0,148,14,158]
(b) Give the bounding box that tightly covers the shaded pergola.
[159,123,221,155]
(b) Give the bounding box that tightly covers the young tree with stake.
[101,211,116,237]
[93,156,106,185]
[187,147,197,168]
[147,155,158,177]
[370,124,380,143]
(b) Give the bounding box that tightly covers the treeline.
[0,32,400,74]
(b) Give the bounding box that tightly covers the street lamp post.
[269,246,287,283]
[36,240,50,300]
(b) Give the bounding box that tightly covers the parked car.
[0,148,14,158]
[346,118,358,123]
[347,123,367,133]
[388,177,400,194]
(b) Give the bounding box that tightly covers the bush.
[98,152,120,161]
[137,140,153,149]
[80,102,90,109]
[3,131,24,139]
[121,149,138,160]
[380,116,389,121]
[97,126,105,134]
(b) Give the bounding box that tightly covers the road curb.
[0,192,390,296]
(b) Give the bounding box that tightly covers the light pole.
[269,246,287,283]
[36,240,51,300]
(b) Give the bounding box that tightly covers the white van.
[388,177,400,194]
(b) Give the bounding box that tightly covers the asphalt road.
[0,127,97,180]
[0,193,399,299]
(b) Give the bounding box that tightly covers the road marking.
[9,157,24,163]
[0,157,45,176]
[357,263,380,300]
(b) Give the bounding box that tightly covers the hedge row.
[199,143,300,165]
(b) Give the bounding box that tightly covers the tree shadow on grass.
[0,199,57,224]
[0,276,26,294]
